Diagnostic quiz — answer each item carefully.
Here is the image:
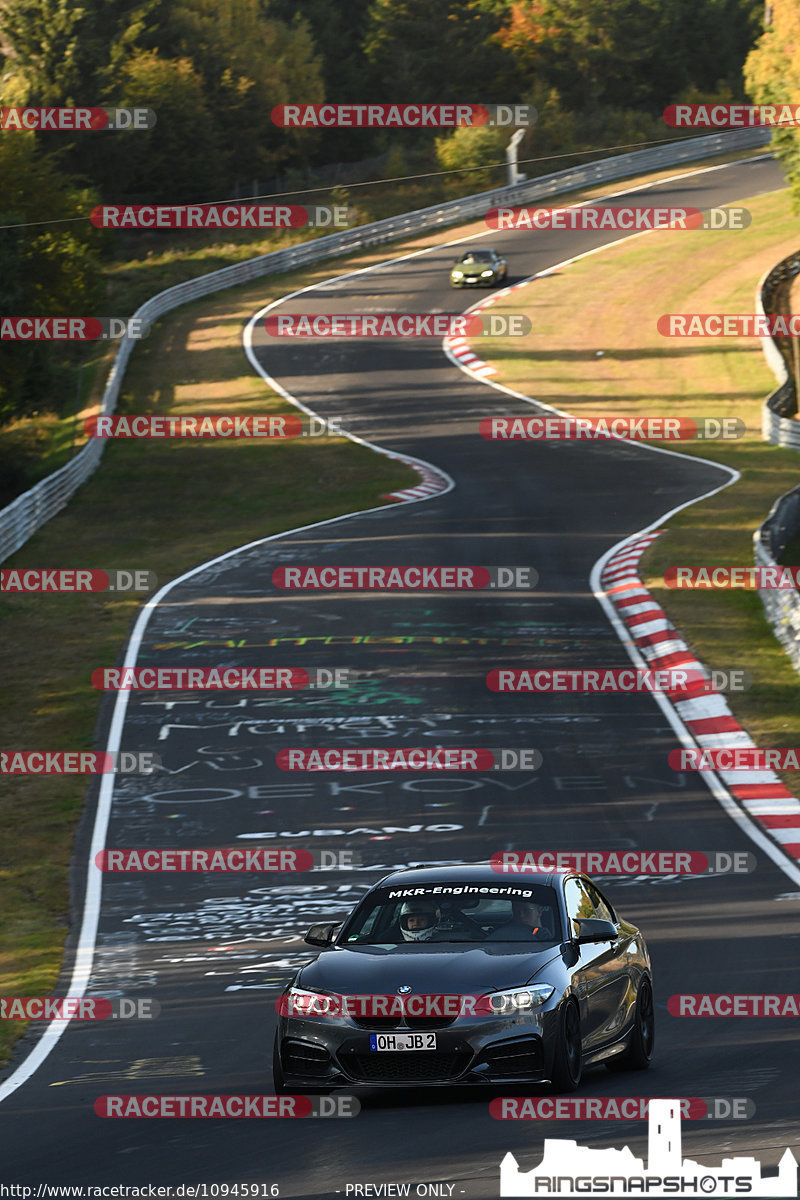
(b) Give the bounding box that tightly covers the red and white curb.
[381,453,450,502]
[602,533,800,865]
[444,288,513,377]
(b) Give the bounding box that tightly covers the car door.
[563,876,629,1051]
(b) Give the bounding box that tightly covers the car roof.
[369,863,565,891]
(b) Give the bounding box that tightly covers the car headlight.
[451,270,464,279]
[283,986,339,1018]
[486,984,555,1014]
[480,269,494,277]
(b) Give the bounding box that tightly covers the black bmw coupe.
[273,863,654,1094]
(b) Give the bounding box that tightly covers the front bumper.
[450,274,499,288]
[276,1010,558,1088]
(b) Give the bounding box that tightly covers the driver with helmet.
[398,897,444,942]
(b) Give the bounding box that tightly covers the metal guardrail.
[759,251,800,447]
[754,485,800,675]
[0,125,770,564]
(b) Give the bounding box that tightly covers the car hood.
[453,260,493,271]
[297,943,562,995]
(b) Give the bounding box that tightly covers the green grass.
[0,269,415,1068]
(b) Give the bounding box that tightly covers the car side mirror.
[304,922,340,948]
[576,917,618,944]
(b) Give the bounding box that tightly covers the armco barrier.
[754,485,800,674]
[759,250,800,447]
[0,126,769,564]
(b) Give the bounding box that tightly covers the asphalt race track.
[1,155,798,1198]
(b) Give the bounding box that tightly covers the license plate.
[369,1032,437,1052]
[465,276,478,282]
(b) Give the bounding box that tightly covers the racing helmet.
[399,898,441,942]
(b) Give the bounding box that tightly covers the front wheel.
[606,978,654,1072]
[550,1000,582,1092]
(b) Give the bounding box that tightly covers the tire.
[606,978,655,1072]
[272,1032,288,1094]
[550,1000,582,1092]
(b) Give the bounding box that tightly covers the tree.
[0,134,102,425]
[363,0,509,102]
[745,0,800,208]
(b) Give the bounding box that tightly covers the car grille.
[282,1040,332,1078]
[476,1037,543,1077]
[351,1016,457,1031]
[342,1050,473,1084]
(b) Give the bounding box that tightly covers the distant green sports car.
[450,247,508,288]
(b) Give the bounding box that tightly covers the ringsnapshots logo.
[1,568,156,593]
[1,318,149,340]
[84,414,348,438]
[264,313,531,338]
[271,103,536,128]
[90,204,351,229]
[485,205,750,232]
[480,416,746,441]
[1,750,159,775]
[0,107,156,130]
[498,1098,797,1197]
[272,565,537,590]
[664,102,800,127]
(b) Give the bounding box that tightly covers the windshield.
[339,882,561,945]
[458,250,493,263]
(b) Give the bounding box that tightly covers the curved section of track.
[1,156,797,1200]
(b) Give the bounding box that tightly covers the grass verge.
[0,262,418,1068]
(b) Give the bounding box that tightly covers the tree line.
[0,0,772,428]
